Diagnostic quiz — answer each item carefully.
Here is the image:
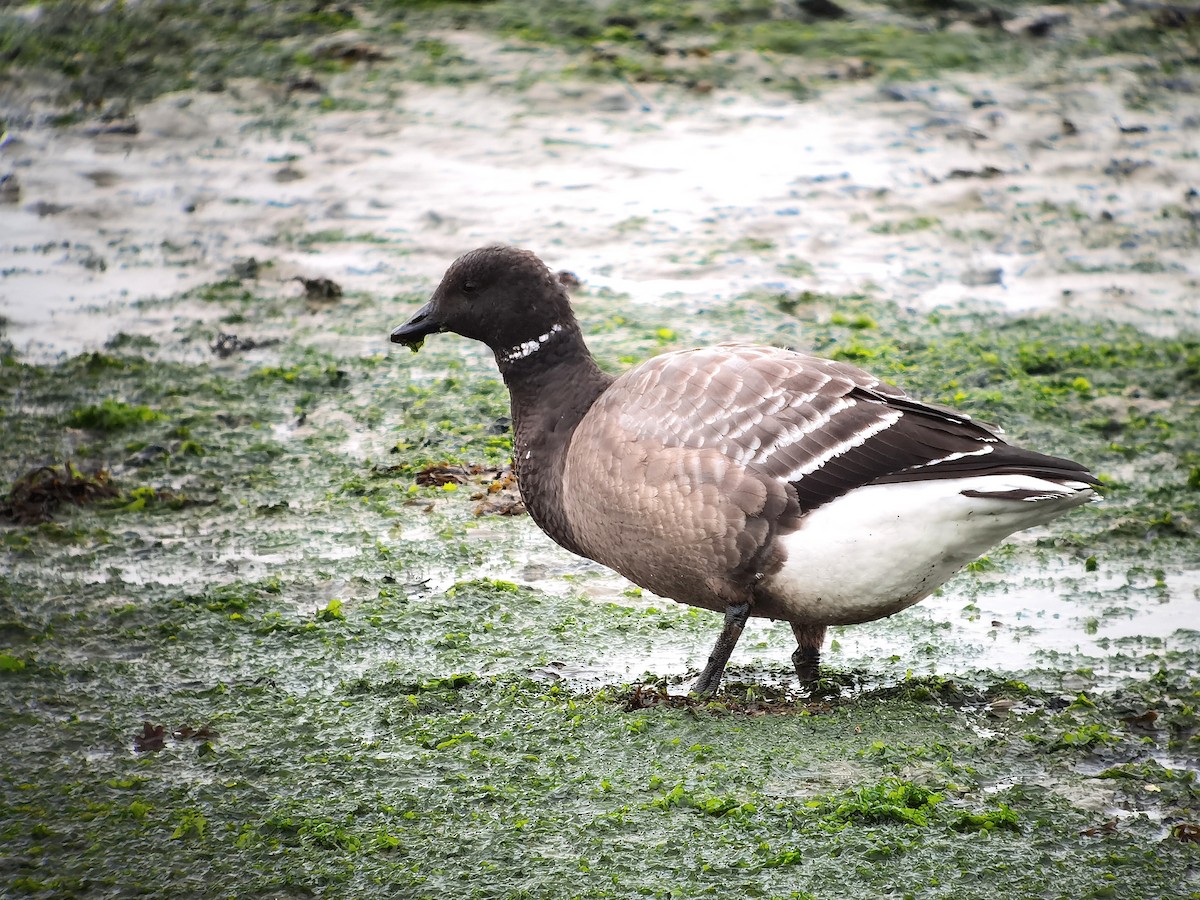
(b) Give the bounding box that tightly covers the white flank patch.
[500,323,564,363]
[760,474,1095,625]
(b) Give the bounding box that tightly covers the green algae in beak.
[391,300,440,351]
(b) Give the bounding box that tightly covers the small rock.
[84,119,139,136]
[82,169,120,187]
[1103,158,1152,178]
[943,126,989,143]
[26,200,69,216]
[1114,117,1149,135]
[825,58,876,80]
[961,267,1003,286]
[80,252,106,272]
[876,85,917,103]
[0,173,21,203]
[947,165,1005,180]
[797,0,848,20]
[293,276,343,302]
[924,115,962,129]
[274,165,304,183]
[1157,77,1197,94]
[126,445,170,467]
[1024,13,1069,37]
[286,76,323,96]
[311,35,387,63]
[231,257,259,280]
[594,92,633,113]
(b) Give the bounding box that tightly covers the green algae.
[4,0,1194,115]
[66,399,165,432]
[2,274,1199,897]
[0,0,363,109]
[3,667,1196,897]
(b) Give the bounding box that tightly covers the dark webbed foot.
[790,623,827,685]
[692,601,751,695]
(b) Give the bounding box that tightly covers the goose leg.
[790,623,827,684]
[692,601,751,695]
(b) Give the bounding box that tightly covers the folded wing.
[615,344,1098,517]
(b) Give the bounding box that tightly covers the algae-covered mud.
[3,1,1200,897]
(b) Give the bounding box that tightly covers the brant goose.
[391,246,1099,693]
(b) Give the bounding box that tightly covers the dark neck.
[497,324,614,556]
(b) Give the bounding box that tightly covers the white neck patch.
[499,323,564,364]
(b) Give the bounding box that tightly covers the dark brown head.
[391,246,577,358]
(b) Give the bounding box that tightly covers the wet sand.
[2,37,1197,360]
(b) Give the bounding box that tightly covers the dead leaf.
[415,464,480,486]
[133,722,166,752]
[1,462,119,525]
[987,698,1016,718]
[472,467,524,516]
[474,493,526,516]
[1121,710,1159,728]
[174,723,219,741]
[1173,823,1200,843]
[210,332,281,358]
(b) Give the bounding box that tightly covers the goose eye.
[462,281,477,295]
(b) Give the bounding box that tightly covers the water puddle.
[362,509,1200,692]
